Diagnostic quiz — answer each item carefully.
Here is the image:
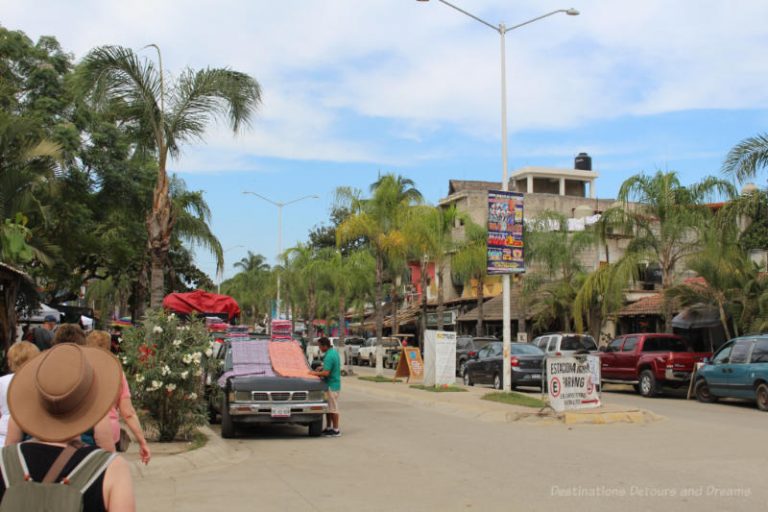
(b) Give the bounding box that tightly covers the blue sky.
[5,0,768,282]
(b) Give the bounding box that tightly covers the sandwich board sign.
[423,330,456,386]
[395,347,424,383]
[546,356,601,412]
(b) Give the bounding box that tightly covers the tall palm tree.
[451,221,489,337]
[336,174,422,367]
[524,211,596,333]
[234,251,270,273]
[76,45,261,309]
[616,171,735,331]
[723,133,768,183]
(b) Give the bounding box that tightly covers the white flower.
[182,354,193,364]
[153,326,163,334]
[121,356,128,365]
[135,374,145,383]
[205,348,213,358]
[189,392,198,400]
[172,339,182,347]
[166,383,177,392]
[192,352,203,365]
[150,380,163,391]
[180,371,189,380]
[168,313,176,319]
[161,365,171,376]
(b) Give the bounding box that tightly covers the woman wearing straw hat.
[0,343,135,511]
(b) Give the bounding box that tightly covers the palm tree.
[615,171,735,331]
[283,244,327,339]
[451,221,489,336]
[524,211,596,333]
[234,251,270,273]
[405,205,462,332]
[76,45,261,309]
[170,177,223,276]
[336,174,422,369]
[723,133,768,183]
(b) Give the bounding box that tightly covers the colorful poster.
[487,190,525,274]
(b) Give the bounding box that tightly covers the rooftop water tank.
[575,152,592,171]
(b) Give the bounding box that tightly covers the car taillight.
[468,351,477,357]
[510,357,519,367]
[555,352,562,357]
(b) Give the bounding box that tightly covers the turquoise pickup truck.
[694,335,768,411]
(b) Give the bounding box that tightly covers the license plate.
[271,407,291,418]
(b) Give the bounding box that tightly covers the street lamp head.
[565,8,580,16]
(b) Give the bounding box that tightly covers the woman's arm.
[118,396,151,464]
[103,456,136,512]
[5,418,22,445]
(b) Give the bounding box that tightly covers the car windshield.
[381,338,401,347]
[512,344,544,355]
[561,335,597,351]
[642,337,688,352]
[473,339,496,350]
[457,338,473,349]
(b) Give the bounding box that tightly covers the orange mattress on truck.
[268,340,319,380]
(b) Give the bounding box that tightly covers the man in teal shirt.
[311,337,341,437]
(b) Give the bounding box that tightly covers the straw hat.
[8,343,122,442]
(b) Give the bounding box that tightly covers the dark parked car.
[456,336,498,377]
[463,341,545,390]
[694,335,768,411]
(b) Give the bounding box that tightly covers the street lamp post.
[242,192,319,319]
[418,0,578,391]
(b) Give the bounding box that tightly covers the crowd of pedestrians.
[0,323,143,511]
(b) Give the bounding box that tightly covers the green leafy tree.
[451,220,488,336]
[614,171,735,331]
[336,174,422,358]
[76,45,261,308]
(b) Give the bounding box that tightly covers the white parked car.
[531,333,598,357]
[358,337,401,367]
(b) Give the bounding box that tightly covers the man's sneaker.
[321,428,334,436]
[327,429,341,437]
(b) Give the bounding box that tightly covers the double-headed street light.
[242,191,319,319]
[418,0,579,392]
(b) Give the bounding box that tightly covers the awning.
[671,304,721,330]
[163,290,241,321]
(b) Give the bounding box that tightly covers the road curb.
[129,425,249,479]
[562,408,663,425]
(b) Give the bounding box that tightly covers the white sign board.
[546,356,601,412]
[423,330,457,386]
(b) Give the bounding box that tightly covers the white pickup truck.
[358,337,402,367]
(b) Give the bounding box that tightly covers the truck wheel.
[639,370,658,398]
[694,379,717,404]
[221,401,236,439]
[755,383,768,411]
[493,373,502,390]
[308,418,323,437]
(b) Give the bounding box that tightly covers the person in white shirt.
[0,341,40,445]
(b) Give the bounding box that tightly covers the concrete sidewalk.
[123,425,252,479]
[347,366,661,426]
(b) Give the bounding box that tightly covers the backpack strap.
[41,444,81,484]
[0,445,29,487]
[63,449,116,494]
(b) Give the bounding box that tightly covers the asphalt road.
[135,378,767,512]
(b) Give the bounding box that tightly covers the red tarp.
[162,290,241,321]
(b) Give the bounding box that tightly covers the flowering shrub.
[121,310,219,442]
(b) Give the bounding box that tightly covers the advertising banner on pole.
[487,190,525,275]
[546,356,601,412]
[423,330,457,386]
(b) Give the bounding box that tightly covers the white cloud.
[5,0,768,169]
